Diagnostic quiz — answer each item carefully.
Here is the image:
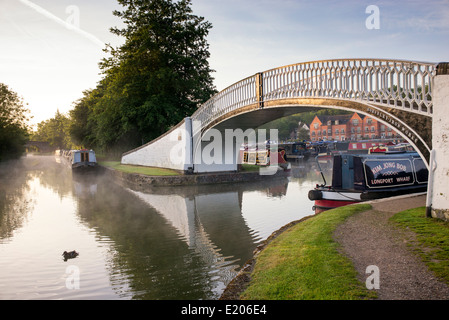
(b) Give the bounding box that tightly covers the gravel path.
[333,194,449,300]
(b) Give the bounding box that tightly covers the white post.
[184,117,194,173]
[430,63,449,220]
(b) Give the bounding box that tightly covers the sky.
[1,0,449,129]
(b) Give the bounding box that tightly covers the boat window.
[413,158,429,184]
[353,157,365,188]
[331,155,342,189]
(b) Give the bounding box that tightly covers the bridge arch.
[24,141,54,153]
[202,97,431,166]
[121,59,449,220]
[123,58,436,172]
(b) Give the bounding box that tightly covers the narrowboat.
[368,143,415,154]
[279,142,311,162]
[60,149,97,170]
[241,142,289,169]
[308,152,428,213]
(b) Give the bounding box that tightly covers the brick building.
[309,113,400,142]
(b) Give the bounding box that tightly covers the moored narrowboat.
[308,152,428,213]
[61,149,97,170]
[241,142,289,169]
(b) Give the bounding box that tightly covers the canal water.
[0,155,330,300]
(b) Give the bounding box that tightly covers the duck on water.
[62,250,79,261]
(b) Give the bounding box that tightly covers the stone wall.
[102,165,290,188]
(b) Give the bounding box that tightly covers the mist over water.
[0,154,325,299]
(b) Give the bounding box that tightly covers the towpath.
[333,194,449,300]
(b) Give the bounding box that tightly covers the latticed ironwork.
[191,59,436,132]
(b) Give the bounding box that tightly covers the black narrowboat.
[308,152,428,213]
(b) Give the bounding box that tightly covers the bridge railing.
[191,75,257,131]
[191,59,437,132]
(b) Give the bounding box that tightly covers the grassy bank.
[241,204,376,300]
[239,203,449,300]
[100,161,263,176]
[98,161,180,176]
[390,207,449,285]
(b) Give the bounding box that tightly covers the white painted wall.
[121,118,193,171]
[121,118,241,173]
[430,74,449,220]
[193,128,239,173]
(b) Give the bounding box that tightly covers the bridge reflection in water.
[118,169,320,299]
[0,155,325,300]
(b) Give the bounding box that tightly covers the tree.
[92,0,216,153]
[0,83,31,161]
[69,87,104,149]
[32,110,74,150]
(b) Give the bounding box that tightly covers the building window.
[353,119,359,126]
[314,123,319,129]
[335,129,339,134]
[365,127,369,133]
[327,120,331,126]
[335,120,339,125]
[381,125,385,132]
[367,118,372,124]
[371,126,375,132]
[341,129,345,134]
